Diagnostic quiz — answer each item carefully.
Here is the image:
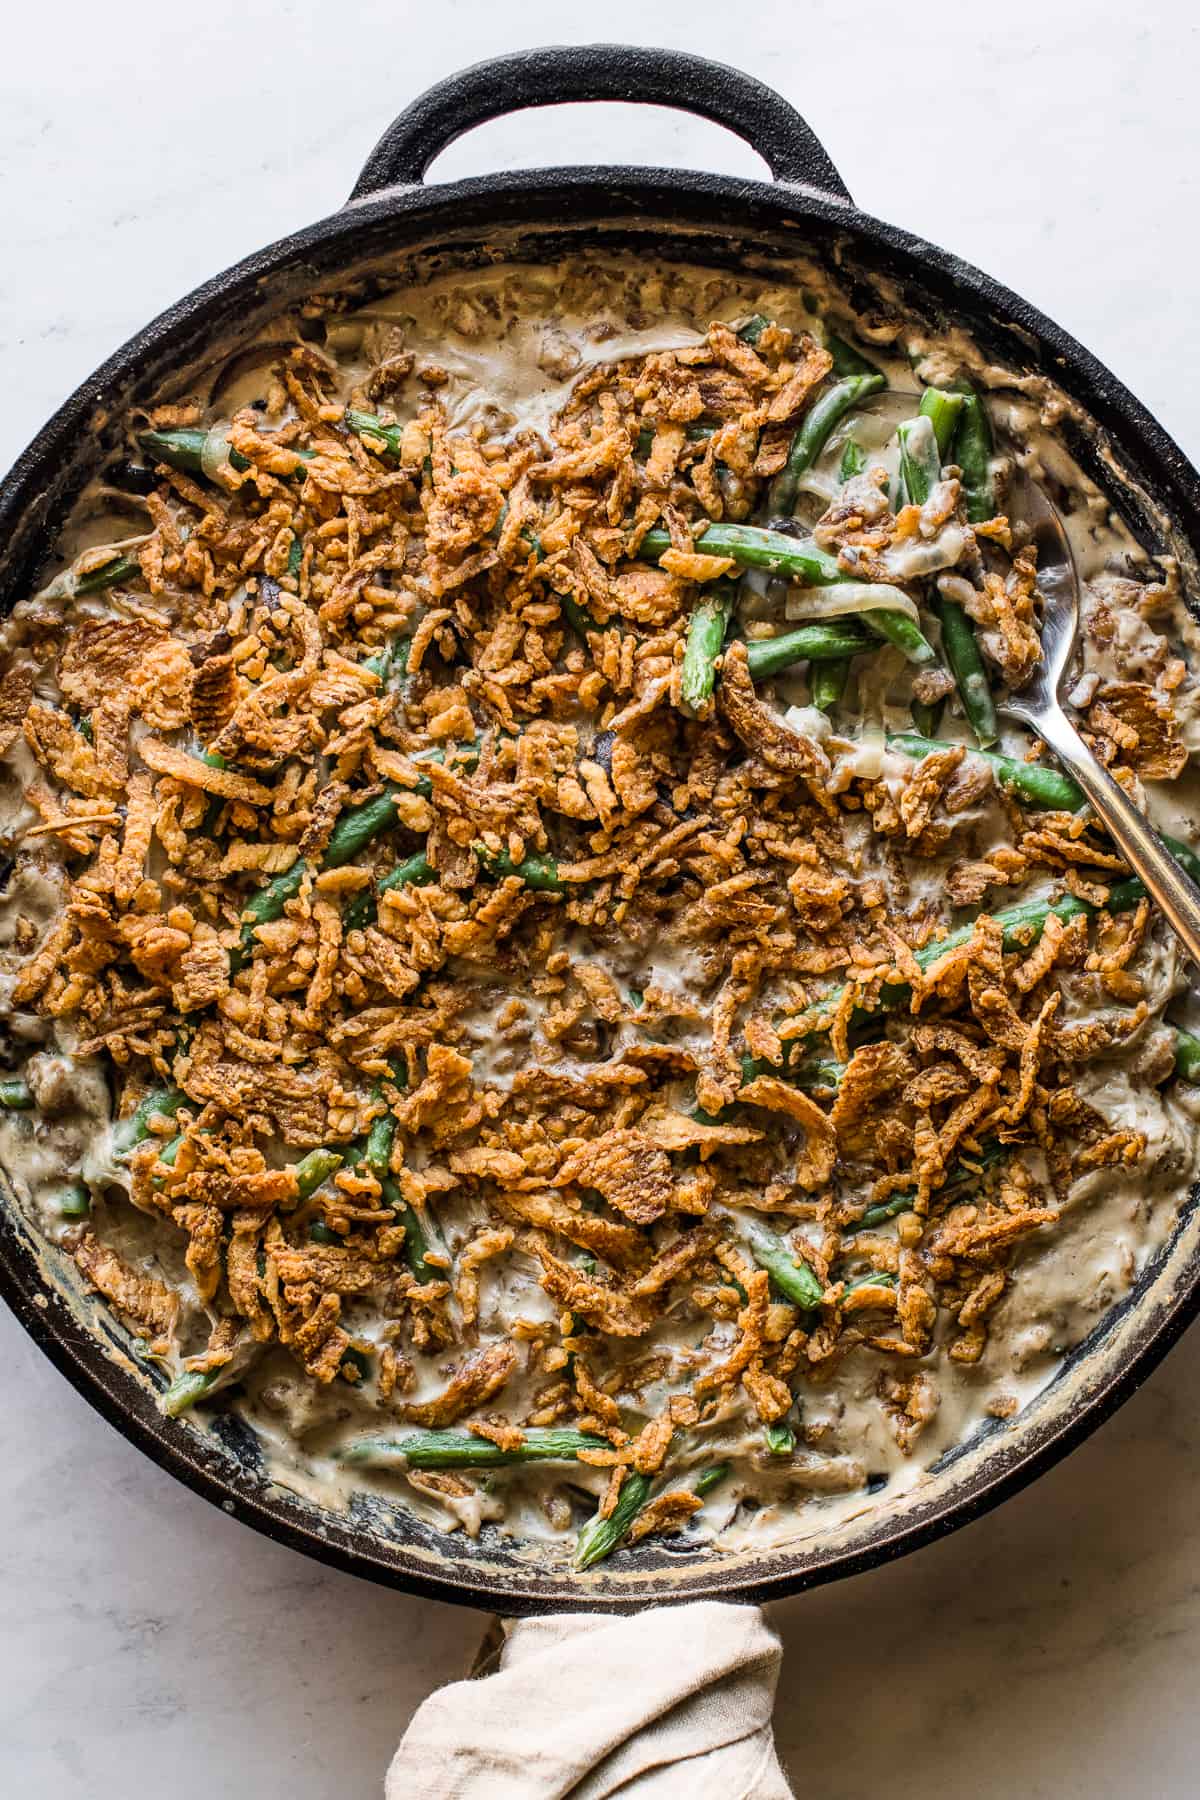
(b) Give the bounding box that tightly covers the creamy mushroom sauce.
[2,253,1199,1565]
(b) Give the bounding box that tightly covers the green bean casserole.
[2,259,1199,1566]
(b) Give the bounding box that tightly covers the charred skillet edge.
[347,44,853,201]
[2,163,1200,1611]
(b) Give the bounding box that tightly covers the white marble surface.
[2,2,1199,1794]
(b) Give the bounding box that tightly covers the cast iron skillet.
[2,45,1199,1615]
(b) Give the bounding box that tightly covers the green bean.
[789,1055,846,1089]
[697,1052,844,1126]
[764,1423,796,1455]
[804,895,1076,1035]
[574,1472,652,1569]
[639,522,845,586]
[362,1063,406,1179]
[889,731,1084,810]
[737,314,771,346]
[812,657,850,711]
[693,1462,731,1499]
[680,581,737,715]
[344,851,435,933]
[75,553,141,595]
[917,388,965,460]
[695,1052,840,1126]
[910,697,943,739]
[162,1369,219,1418]
[841,1270,899,1296]
[381,1177,444,1285]
[839,439,868,482]
[113,1087,188,1159]
[494,484,542,561]
[356,1062,415,1253]
[744,622,872,681]
[139,428,314,481]
[340,1348,372,1384]
[295,1147,343,1200]
[345,838,562,940]
[575,1461,731,1569]
[344,409,405,459]
[363,635,410,685]
[931,595,999,748]
[638,524,937,666]
[564,1252,600,1354]
[635,422,713,459]
[863,608,940,667]
[149,1132,183,1191]
[412,739,481,797]
[746,1227,824,1309]
[769,372,886,514]
[309,1221,342,1245]
[560,594,601,639]
[232,746,477,971]
[345,1427,609,1471]
[231,860,309,972]
[847,1192,916,1232]
[1174,1028,1200,1083]
[739,1051,845,1090]
[844,1142,1008,1234]
[139,428,222,474]
[575,1453,654,1563]
[323,788,418,868]
[286,533,304,578]
[56,1182,91,1219]
[896,403,998,744]
[896,416,942,510]
[0,1078,33,1110]
[826,335,883,379]
[948,383,996,522]
[794,876,1161,1047]
[474,848,565,893]
[346,417,544,588]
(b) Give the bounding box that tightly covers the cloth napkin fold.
[386,1600,793,1798]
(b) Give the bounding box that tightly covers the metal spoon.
[999,485,1200,965]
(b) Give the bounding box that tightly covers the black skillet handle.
[348,44,852,205]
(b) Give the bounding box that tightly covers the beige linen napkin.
[386,1600,793,1798]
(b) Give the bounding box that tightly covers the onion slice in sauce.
[784,582,921,625]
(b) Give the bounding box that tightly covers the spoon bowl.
[999,477,1081,724]
[996,478,1200,969]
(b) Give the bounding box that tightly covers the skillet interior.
[3,73,1200,1611]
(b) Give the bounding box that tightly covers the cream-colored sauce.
[329,265,707,444]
